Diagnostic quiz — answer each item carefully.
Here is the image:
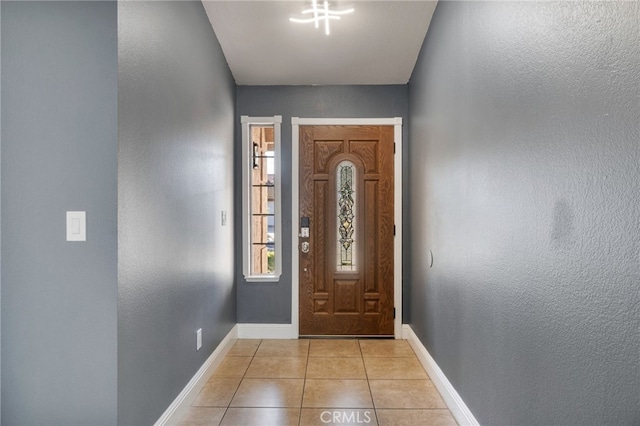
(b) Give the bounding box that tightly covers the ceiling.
[202,1,437,86]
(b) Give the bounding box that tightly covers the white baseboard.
[402,324,480,426]
[154,325,238,426]
[237,323,296,339]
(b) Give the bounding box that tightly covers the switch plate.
[196,328,202,351]
[66,211,86,242]
[221,210,227,226]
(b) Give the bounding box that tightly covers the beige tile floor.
[177,339,457,426]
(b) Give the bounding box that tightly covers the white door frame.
[291,117,403,339]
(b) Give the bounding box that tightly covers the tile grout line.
[298,340,311,426]
[217,338,262,426]
[359,339,381,426]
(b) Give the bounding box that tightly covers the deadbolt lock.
[301,241,310,253]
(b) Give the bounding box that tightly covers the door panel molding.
[291,117,403,338]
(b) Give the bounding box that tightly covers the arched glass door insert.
[336,160,357,272]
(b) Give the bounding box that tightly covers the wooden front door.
[299,125,394,335]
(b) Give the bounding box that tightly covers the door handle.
[301,241,310,254]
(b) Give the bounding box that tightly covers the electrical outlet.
[196,328,202,351]
[221,210,227,226]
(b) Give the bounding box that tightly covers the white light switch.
[66,211,86,242]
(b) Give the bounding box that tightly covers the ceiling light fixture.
[289,1,354,36]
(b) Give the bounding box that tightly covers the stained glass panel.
[336,161,357,271]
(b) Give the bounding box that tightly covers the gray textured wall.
[117,2,236,424]
[235,86,408,324]
[0,4,3,422]
[408,1,640,425]
[1,2,118,424]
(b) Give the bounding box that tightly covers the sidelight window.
[241,116,282,281]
